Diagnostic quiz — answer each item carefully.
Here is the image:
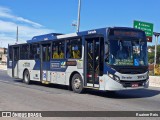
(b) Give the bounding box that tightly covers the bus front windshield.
[107,39,148,66]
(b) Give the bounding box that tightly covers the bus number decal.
[50,62,60,69]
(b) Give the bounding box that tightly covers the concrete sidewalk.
[0,64,7,70]
[149,76,160,88]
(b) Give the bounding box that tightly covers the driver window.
[116,41,129,59]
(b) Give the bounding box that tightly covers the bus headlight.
[108,73,120,83]
[108,73,114,78]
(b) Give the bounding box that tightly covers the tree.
[156,45,160,64]
[148,46,154,64]
[148,52,154,64]
[148,45,160,64]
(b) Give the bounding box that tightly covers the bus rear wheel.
[71,74,84,93]
[23,70,30,84]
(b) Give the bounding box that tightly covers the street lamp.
[16,26,18,43]
[77,0,81,32]
[153,32,160,74]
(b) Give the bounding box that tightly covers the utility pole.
[16,26,18,43]
[77,0,81,32]
[153,32,160,74]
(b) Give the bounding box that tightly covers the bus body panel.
[10,58,85,86]
[7,68,12,77]
[104,75,149,90]
[7,27,149,92]
[29,70,41,81]
[18,60,41,80]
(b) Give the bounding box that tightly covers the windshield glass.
[107,39,148,66]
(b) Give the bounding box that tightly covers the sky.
[0,0,160,47]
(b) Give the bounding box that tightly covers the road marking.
[0,78,72,95]
[14,82,22,85]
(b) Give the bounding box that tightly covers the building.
[0,48,7,63]
[2,54,7,63]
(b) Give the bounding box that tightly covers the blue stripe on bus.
[50,60,67,72]
[104,64,116,74]
[33,59,68,72]
[33,60,41,70]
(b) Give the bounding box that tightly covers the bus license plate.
[131,83,139,87]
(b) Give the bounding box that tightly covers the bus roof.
[27,33,62,43]
[22,27,145,44]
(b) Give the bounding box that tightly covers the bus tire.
[23,70,30,84]
[71,73,84,93]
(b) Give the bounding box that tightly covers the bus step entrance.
[87,73,99,84]
[41,80,50,84]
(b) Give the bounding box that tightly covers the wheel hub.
[74,78,81,89]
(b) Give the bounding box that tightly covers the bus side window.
[20,44,29,60]
[14,47,19,61]
[72,45,80,59]
[52,41,65,59]
[52,48,59,59]
[59,41,65,59]
[30,44,40,59]
[66,42,71,58]
[59,49,64,58]
[66,38,82,59]
[43,45,51,61]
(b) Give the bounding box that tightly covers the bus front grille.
[120,80,147,87]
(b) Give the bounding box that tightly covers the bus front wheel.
[23,70,30,84]
[71,74,84,93]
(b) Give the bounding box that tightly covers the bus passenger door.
[12,46,19,78]
[85,37,104,88]
[40,44,51,83]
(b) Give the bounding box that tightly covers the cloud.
[0,20,52,36]
[0,20,53,47]
[0,33,15,47]
[0,20,18,33]
[0,6,54,47]
[0,6,42,27]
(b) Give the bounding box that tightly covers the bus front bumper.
[104,76,149,91]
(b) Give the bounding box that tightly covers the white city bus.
[7,27,149,93]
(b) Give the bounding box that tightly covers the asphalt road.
[0,70,160,119]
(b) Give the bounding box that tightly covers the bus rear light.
[95,74,98,77]
[87,74,99,77]
[87,74,92,77]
